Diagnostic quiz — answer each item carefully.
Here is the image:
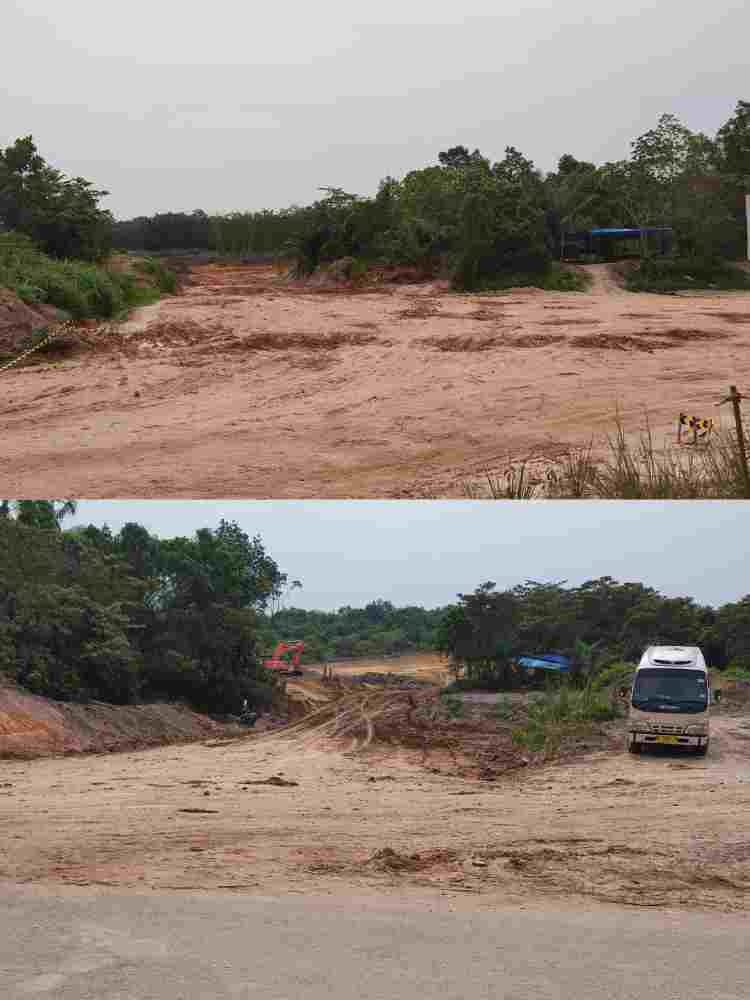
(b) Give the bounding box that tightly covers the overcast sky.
[71,501,749,610]
[4,1,747,218]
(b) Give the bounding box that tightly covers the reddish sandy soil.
[2,696,750,911]
[2,659,750,912]
[2,263,750,498]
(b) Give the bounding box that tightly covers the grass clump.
[722,664,750,682]
[619,257,750,294]
[441,693,466,718]
[512,684,620,752]
[491,694,516,720]
[134,257,178,294]
[463,461,540,499]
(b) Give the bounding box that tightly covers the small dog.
[678,412,713,444]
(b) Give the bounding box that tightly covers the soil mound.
[0,679,234,758]
[363,847,460,873]
[0,288,67,357]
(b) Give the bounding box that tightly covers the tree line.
[263,600,445,664]
[0,502,288,714]
[437,578,750,689]
[2,510,748,709]
[1,101,748,292]
[109,101,750,291]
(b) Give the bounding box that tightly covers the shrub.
[0,233,174,324]
[135,257,178,294]
[622,257,750,293]
[590,662,635,692]
[512,684,619,751]
[442,693,465,718]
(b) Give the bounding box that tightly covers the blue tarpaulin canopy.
[517,655,571,673]
[588,227,671,237]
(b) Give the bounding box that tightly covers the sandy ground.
[2,682,749,913]
[2,263,750,498]
[306,652,451,685]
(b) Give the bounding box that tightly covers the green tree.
[715,100,750,178]
[0,137,112,260]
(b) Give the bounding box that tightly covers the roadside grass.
[511,684,620,752]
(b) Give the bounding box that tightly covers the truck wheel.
[628,739,641,755]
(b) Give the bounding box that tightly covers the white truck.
[626,645,717,756]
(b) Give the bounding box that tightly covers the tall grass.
[548,421,750,499]
[463,460,540,499]
[512,684,620,752]
[470,415,750,499]
[0,233,174,321]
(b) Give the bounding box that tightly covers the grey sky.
[5,1,748,218]
[72,501,750,611]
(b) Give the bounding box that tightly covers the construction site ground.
[2,656,750,915]
[2,262,750,497]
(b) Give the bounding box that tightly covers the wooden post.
[728,385,750,497]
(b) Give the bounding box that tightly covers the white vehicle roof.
[638,646,707,671]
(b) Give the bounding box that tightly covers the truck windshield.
[632,669,708,713]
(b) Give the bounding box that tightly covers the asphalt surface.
[2,885,749,999]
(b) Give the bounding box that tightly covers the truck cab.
[627,646,712,756]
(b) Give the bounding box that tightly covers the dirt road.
[2,263,749,497]
[4,886,749,999]
[2,698,749,912]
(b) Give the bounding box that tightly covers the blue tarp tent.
[517,655,571,673]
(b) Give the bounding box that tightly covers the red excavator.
[263,640,305,677]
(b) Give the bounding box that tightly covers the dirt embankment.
[0,680,239,758]
[0,289,66,358]
[2,261,750,497]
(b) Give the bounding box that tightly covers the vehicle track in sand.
[1,679,748,912]
[2,262,750,497]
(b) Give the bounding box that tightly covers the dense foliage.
[110,101,749,291]
[0,503,289,713]
[260,600,445,663]
[437,578,750,689]
[2,508,749,707]
[0,137,113,260]
[0,232,177,321]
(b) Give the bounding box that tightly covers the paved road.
[2,885,749,999]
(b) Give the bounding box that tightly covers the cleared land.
[2,263,750,497]
[2,656,749,914]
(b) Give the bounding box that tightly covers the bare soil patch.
[3,261,750,497]
[699,311,750,324]
[541,318,601,326]
[1,666,748,912]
